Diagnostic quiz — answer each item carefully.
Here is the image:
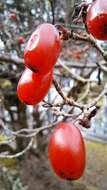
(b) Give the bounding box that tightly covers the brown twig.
[53,79,84,110]
[71,32,107,61]
[59,60,96,83]
[87,84,107,109]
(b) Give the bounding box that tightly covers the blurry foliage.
[0,158,17,168]
[0,167,28,190]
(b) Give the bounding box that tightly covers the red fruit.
[9,13,17,21]
[24,23,61,74]
[17,68,53,105]
[18,36,25,44]
[86,0,107,40]
[48,122,85,180]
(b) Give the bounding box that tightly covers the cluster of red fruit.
[10,0,107,181]
[86,0,107,40]
[17,23,61,105]
[17,23,85,181]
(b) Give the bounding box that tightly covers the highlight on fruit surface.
[48,122,86,180]
[24,23,61,74]
[86,0,107,40]
[17,67,53,105]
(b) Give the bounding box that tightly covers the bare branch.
[59,61,96,83]
[87,84,107,109]
[53,79,84,110]
[0,138,33,159]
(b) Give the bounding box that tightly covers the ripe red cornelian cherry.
[17,68,53,105]
[9,12,17,21]
[48,122,85,180]
[86,0,107,40]
[24,23,61,74]
[18,36,25,44]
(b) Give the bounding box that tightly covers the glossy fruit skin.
[17,68,53,105]
[18,36,25,44]
[24,23,61,74]
[86,0,107,40]
[48,122,85,180]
